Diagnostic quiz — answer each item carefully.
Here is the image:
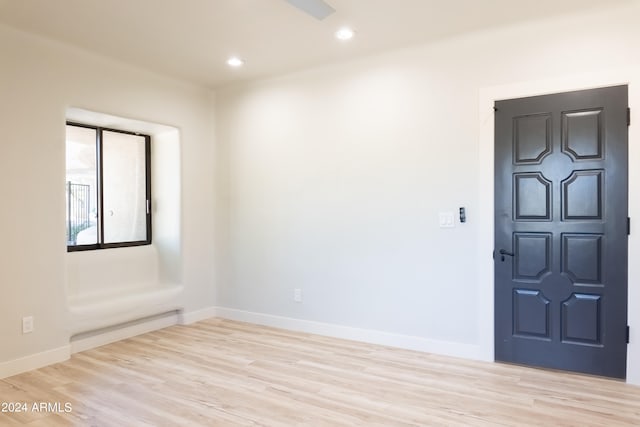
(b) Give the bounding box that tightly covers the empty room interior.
[2,0,640,425]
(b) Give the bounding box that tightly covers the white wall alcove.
[65,108,183,339]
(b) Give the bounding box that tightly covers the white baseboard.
[71,312,180,354]
[1,307,481,381]
[178,306,218,325]
[213,307,482,360]
[72,304,222,354]
[0,345,71,380]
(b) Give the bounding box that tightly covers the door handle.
[499,249,514,262]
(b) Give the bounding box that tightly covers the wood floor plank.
[1,318,640,426]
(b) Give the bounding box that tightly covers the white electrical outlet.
[22,316,34,334]
[294,288,303,303]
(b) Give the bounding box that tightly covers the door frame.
[477,67,640,384]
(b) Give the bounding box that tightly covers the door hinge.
[628,107,631,126]
[628,217,631,235]
[627,326,630,344]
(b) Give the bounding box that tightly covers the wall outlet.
[293,288,303,303]
[22,316,34,334]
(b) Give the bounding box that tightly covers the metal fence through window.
[66,181,91,244]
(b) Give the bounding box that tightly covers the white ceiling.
[0,0,630,88]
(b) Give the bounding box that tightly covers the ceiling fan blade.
[284,0,336,20]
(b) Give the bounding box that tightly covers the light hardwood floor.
[1,318,639,426]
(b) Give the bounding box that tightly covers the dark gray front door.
[494,85,628,378]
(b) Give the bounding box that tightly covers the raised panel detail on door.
[561,293,602,346]
[513,289,550,339]
[514,173,552,221]
[513,113,552,164]
[513,233,551,282]
[562,234,603,285]
[562,170,603,221]
[562,109,604,161]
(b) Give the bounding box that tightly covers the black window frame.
[66,121,152,252]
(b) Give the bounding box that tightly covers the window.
[65,122,151,251]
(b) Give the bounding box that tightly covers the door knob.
[499,249,514,262]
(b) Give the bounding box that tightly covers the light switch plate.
[439,212,455,228]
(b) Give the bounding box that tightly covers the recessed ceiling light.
[227,56,244,67]
[335,27,355,41]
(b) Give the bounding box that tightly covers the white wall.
[215,2,640,381]
[3,0,640,383]
[0,25,216,367]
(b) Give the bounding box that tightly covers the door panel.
[514,173,552,220]
[513,233,551,281]
[494,85,628,379]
